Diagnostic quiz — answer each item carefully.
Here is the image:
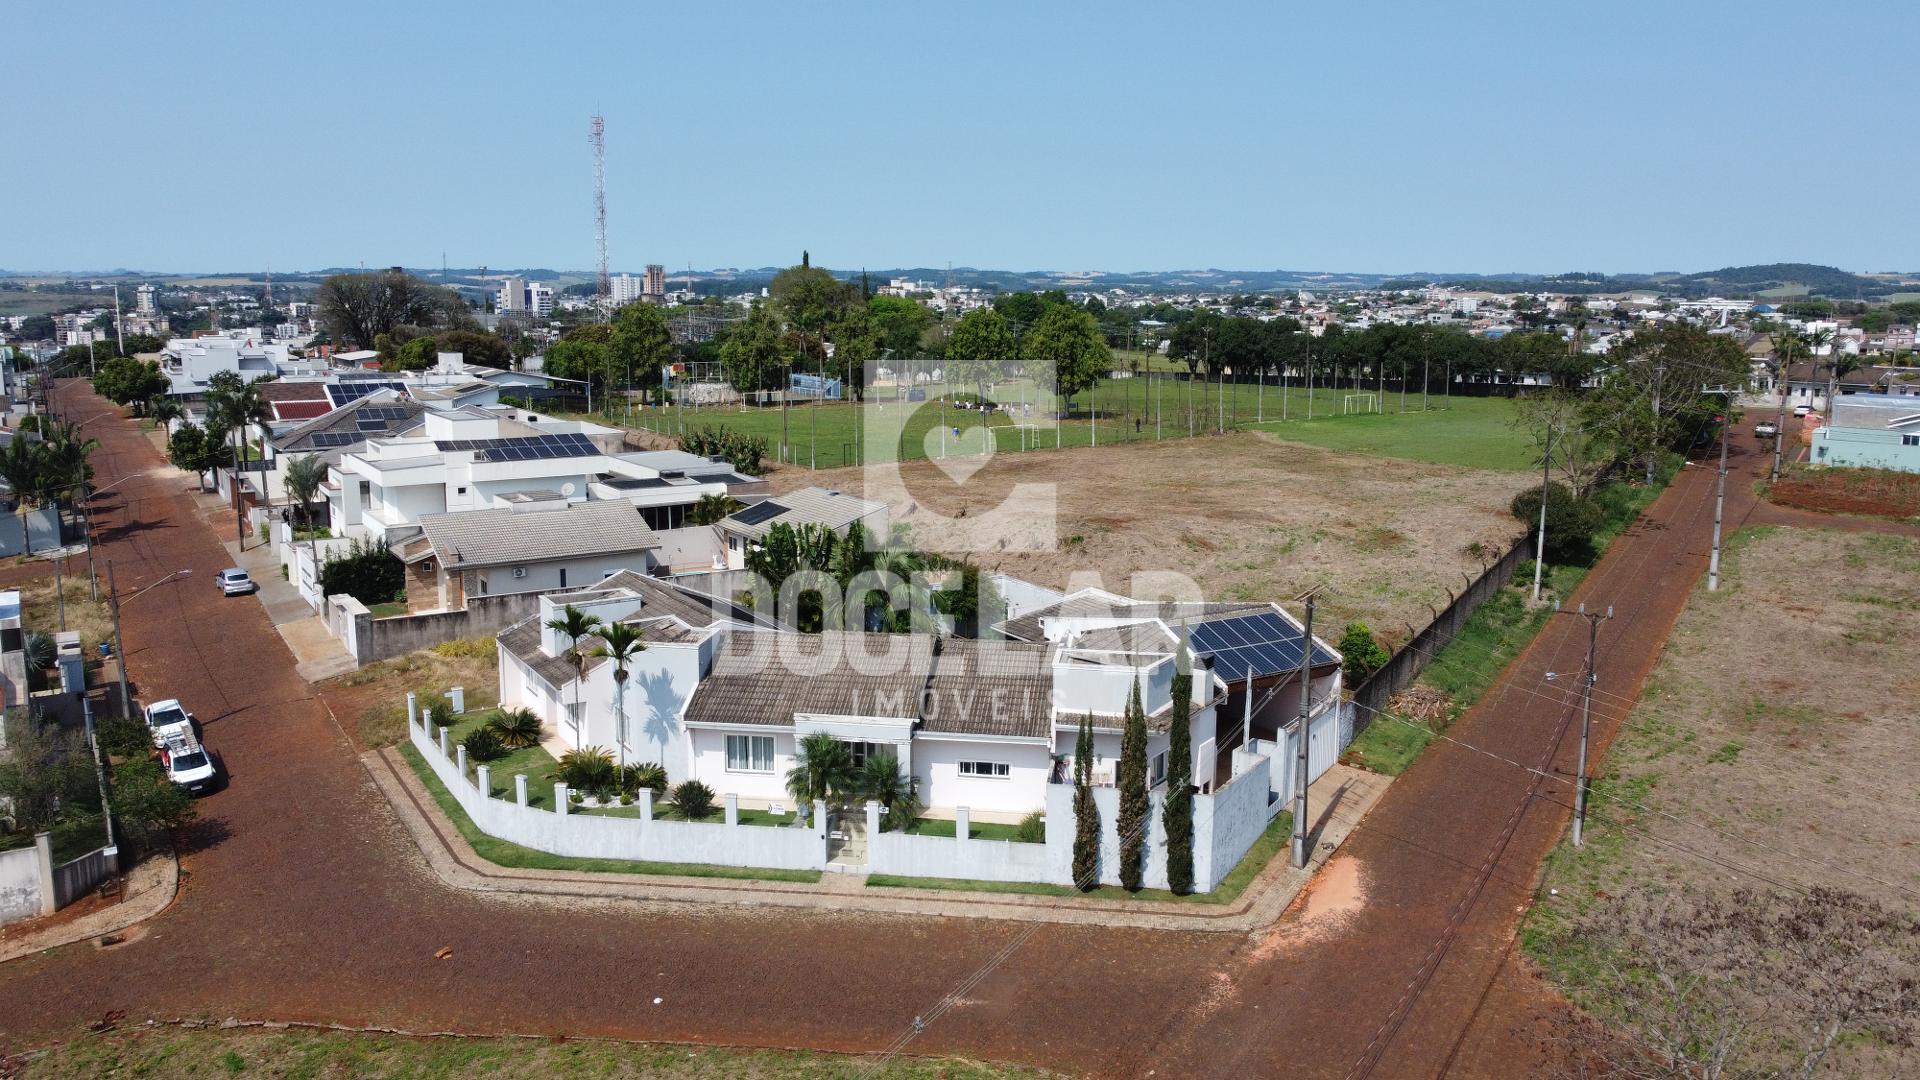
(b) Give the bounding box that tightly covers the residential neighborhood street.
[0,385,1821,1077]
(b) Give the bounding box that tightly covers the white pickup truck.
[157,724,218,795]
[143,698,194,748]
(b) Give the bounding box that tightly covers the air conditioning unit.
[512,566,528,579]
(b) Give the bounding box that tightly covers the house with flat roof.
[1811,394,1920,473]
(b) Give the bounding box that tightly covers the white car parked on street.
[215,568,256,596]
[143,698,194,748]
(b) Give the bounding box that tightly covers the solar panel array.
[1185,612,1338,682]
[308,432,359,448]
[326,381,405,406]
[433,433,599,463]
[729,500,788,527]
[357,407,412,421]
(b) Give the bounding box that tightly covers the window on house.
[848,741,878,768]
[358,481,370,499]
[457,486,468,495]
[565,700,584,731]
[958,760,1010,779]
[726,734,775,772]
[1904,434,1919,447]
[1151,750,1168,786]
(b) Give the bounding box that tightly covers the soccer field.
[600,377,1533,473]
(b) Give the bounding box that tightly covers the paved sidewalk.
[367,743,1390,932]
[0,852,179,965]
[217,524,356,682]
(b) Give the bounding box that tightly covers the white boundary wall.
[409,712,828,872]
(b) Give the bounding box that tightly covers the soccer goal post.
[1342,393,1378,415]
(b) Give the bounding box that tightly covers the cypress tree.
[1117,678,1149,891]
[1164,642,1196,895]
[1071,712,1099,891]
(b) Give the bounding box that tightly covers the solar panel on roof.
[308,432,358,448]
[1185,612,1337,681]
[326,381,405,407]
[730,500,788,527]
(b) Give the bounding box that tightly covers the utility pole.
[1703,386,1739,591]
[1290,588,1320,869]
[1771,340,1792,482]
[1532,423,1552,603]
[1647,361,1665,485]
[113,284,125,356]
[108,560,132,720]
[1555,604,1612,847]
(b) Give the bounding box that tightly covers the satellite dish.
[561,482,576,497]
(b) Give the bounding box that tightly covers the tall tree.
[1023,305,1110,413]
[945,308,1016,401]
[543,604,604,742]
[719,300,785,394]
[1072,712,1100,891]
[203,371,270,543]
[1163,646,1195,895]
[1117,677,1150,891]
[316,269,472,349]
[608,300,675,397]
[867,295,932,357]
[592,622,648,774]
[280,453,329,554]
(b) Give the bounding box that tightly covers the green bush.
[487,707,543,749]
[1511,482,1605,564]
[558,746,616,797]
[1015,810,1045,844]
[1338,622,1391,684]
[318,536,406,606]
[95,713,153,758]
[678,425,768,475]
[460,725,507,763]
[621,762,668,799]
[417,691,454,727]
[668,779,717,820]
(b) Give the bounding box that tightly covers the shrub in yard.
[668,779,717,820]
[621,762,668,799]
[460,725,507,763]
[431,636,497,660]
[1511,482,1604,564]
[317,536,406,606]
[558,746,616,797]
[1338,622,1390,684]
[416,691,454,728]
[95,713,152,759]
[1015,810,1045,844]
[487,707,543,750]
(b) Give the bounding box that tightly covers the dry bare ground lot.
[1525,526,1920,1077]
[1768,464,1920,520]
[771,430,1532,644]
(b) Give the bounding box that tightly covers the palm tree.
[786,732,854,823]
[0,435,46,507]
[687,492,744,526]
[280,453,329,553]
[205,373,270,548]
[488,706,544,750]
[147,396,183,429]
[591,621,647,774]
[543,604,603,741]
[1801,326,1837,418]
[856,750,920,832]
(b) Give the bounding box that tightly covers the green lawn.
[367,601,408,619]
[906,816,1037,842]
[1247,394,1534,471]
[561,378,1531,472]
[867,809,1292,904]
[442,712,562,808]
[398,743,819,883]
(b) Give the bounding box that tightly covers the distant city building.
[645,264,666,299]
[135,283,157,314]
[611,274,643,305]
[496,278,555,318]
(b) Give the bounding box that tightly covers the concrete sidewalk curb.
[0,849,180,965]
[365,744,1389,931]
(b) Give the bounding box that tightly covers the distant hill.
[1383,263,1912,300]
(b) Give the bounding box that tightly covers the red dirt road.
[0,385,1797,1077]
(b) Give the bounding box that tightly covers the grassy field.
[1521,526,1920,1077]
[319,637,502,750]
[5,1026,1045,1079]
[906,816,1035,842]
[596,379,1532,473]
[398,743,820,883]
[0,287,103,316]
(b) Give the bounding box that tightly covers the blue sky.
[8,1,1914,275]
